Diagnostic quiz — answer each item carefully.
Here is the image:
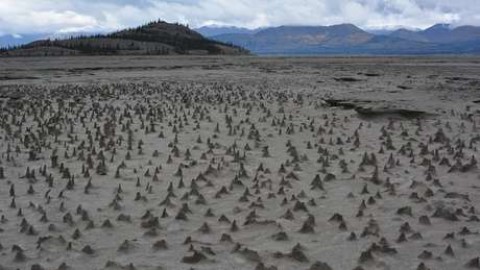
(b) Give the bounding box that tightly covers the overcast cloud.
[0,0,479,36]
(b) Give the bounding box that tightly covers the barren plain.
[0,56,480,270]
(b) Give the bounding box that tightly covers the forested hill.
[0,20,248,56]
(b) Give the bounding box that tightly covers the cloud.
[0,0,99,34]
[0,0,478,35]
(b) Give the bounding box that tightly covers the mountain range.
[2,22,480,56]
[197,23,480,55]
[0,21,247,56]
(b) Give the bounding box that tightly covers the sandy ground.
[0,56,479,270]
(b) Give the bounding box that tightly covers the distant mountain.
[210,23,480,55]
[254,24,372,46]
[390,24,480,44]
[213,24,376,54]
[423,24,480,43]
[0,32,102,48]
[0,34,48,48]
[421,24,453,43]
[365,29,395,36]
[210,33,253,49]
[195,26,260,37]
[390,29,429,43]
[1,20,248,56]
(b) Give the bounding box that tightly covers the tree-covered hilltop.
[0,20,249,56]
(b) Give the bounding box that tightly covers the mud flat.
[0,56,479,270]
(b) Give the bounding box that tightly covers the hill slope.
[0,21,248,56]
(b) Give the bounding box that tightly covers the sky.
[0,0,479,36]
